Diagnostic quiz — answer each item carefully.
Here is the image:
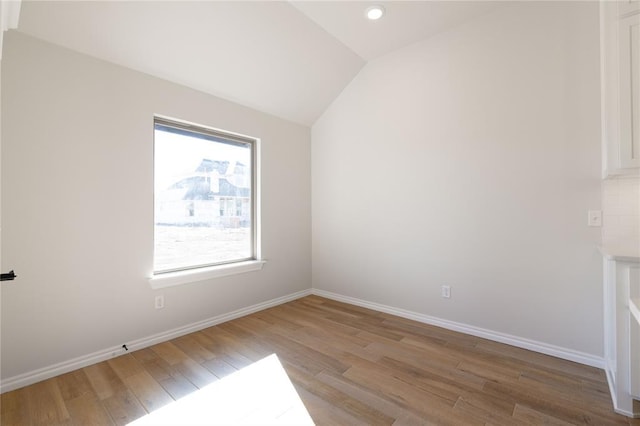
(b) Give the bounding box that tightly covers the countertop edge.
[598,246,640,263]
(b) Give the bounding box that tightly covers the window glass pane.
[154,121,253,273]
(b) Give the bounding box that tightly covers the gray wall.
[1,32,311,380]
[1,1,607,383]
[312,2,604,356]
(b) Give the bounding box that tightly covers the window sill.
[149,260,266,289]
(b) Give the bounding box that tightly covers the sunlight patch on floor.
[128,354,314,425]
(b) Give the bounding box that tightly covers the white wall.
[312,2,604,356]
[1,32,310,380]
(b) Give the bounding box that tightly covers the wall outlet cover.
[588,210,602,227]
[441,285,451,299]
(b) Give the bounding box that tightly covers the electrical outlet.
[588,210,602,227]
[155,295,165,309]
[441,285,451,299]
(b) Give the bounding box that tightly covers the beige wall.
[312,2,604,356]
[1,32,311,381]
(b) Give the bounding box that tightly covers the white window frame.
[149,116,263,289]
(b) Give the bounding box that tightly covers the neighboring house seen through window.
[153,117,257,274]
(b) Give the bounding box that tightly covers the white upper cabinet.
[601,1,640,177]
[619,14,639,169]
[619,0,640,16]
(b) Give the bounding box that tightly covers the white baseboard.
[311,288,605,369]
[1,287,605,394]
[605,359,640,417]
[0,289,311,394]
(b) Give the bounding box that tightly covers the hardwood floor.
[1,295,638,425]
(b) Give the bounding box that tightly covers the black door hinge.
[1,270,17,281]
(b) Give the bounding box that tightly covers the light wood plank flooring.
[1,295,638,425]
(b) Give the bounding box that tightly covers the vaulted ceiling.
[13,1,504,126]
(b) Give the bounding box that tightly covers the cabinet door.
[604,259,617,377]
[631,318,640,398]
[630,267,640,399]
[619,14,640,169]
[619,0,640,16]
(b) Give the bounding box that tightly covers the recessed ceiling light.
[365,5,385,21]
